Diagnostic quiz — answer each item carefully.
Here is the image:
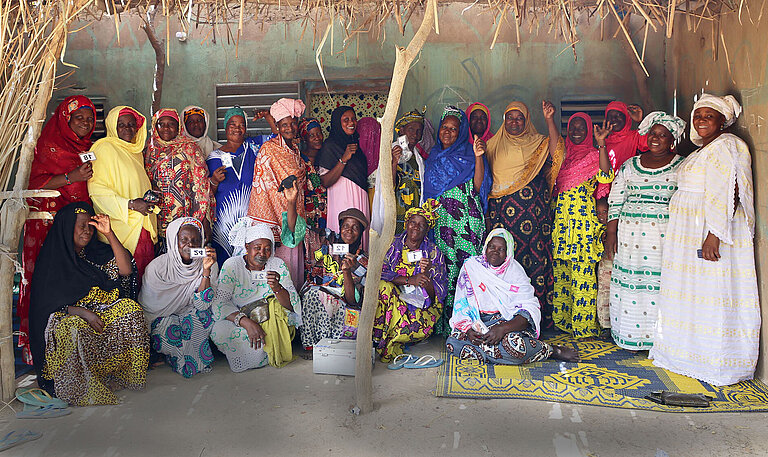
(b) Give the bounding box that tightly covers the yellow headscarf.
[485,101,564,198]
[404,198,441,228]
[88,106,157,253]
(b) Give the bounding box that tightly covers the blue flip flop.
[0,430,42,452]
[387,354,417,370]
[403,355,444,369]
[17,405,72,419]
[15,387,68,409]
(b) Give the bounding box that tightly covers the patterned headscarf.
[404,198,441,228]
[690,94,743,146]
[441,105,465,123]
[638,111,687,142]
[183,107,206,125]
[395,107,426,134]
[482,227,516,275]
[224,106,247,128]
[299,118,322,140]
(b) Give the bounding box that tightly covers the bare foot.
[551,345,580,362]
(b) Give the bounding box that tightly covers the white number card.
[220,153,233,168]
[406,250,423,263]
[331,244,349,255]
[190,248,206,258]
[397,135,409,150]
[79,152,97,162]
[251,270,269,281]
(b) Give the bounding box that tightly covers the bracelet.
[339,158,347,165]
[128,199,133,210]
[597,145,607,149]
[64,173,72,185]
[201,274,211,279]
[233,312,247,327]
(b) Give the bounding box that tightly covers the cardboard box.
[313,338,373,376]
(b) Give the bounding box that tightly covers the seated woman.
[281,181,369,349]
[29,202,149,405]
[373,200,447,362]
[138,218,218,378]
[145,108,213,245]
[210,221,300,371]
[447,228,580,365]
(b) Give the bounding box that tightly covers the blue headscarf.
[423,106,492,211]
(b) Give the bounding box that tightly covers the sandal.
[387,354,417,370]
[16,405,72,419]
[403,355,444,369]
[15,387,68,409]
[0,430,42,452]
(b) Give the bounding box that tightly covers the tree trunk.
[354,0,437,414]
[141,12,166,118]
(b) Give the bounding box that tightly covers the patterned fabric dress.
[210,255,300,371]
[43,257,148,406]
[551,170,613,339]
[608,155,683,350]
[373,232,447,362]
[487,169,555,323]
[432,181,486,336]
[650,134,760,386]
[395,156,422,234]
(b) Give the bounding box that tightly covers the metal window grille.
[215,81,301,142]
[53,96,107,140]
[559,96,615,134]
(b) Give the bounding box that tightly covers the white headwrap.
[181,105,222,159]
[138,217,219,324]
[228,218,275,257]
[690,94,743,146]
[638,111,687,142]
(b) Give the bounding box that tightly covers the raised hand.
[202,246,217,271]
[392,145,403,165]
[342,144,357,163]
[88,214,112,235]
[594,120,614,144]
[473,135,486,157]
[627,104,643,123]
[284,179,300,204]
[542,100,556,120]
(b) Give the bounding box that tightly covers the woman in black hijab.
[316,106,370,242]
[29,202,149,405]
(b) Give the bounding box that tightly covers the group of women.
[18,90,759,406]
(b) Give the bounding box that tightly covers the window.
[215,81,301,141]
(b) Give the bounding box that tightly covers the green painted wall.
[60,5,668,132]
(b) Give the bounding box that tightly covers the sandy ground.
[2,338,767,457]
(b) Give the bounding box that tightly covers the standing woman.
[248,98,307,287]
[605,112,686,350]
[550,113,613,339]
[19,96,96,365]
[88,106,157,278]
[316,106,370,245]
[145,108,213,245]
[391,110,428,233]
[181,106,221,159]
[466,102,493,146]
[297,117,328,277]
[424,106,492,337]
[485,101,565,325]
[207,107,274,264]
[650,95,760,386]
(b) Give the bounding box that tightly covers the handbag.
[240,295,274,324]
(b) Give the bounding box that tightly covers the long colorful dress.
[447,229,554,365]
[207,135,274,264]
[19,95,96,365]
[373,232,447,362]
[395,156,424,233]
[551,169,613,339]
[30,202,148,405]
[608,155,683,350]
[650,133,760,386]
[210,255,300,371]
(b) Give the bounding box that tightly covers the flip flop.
[403,355,444,369]
[387,353,417,370]
[15,387,68,409]
[16,405,72,419]
[0,430,42,452]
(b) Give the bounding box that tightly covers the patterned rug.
[436,332,768,412]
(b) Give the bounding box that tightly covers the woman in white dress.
[649,94,760,386]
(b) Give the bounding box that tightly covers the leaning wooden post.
[0,9,72,401]
[354,0,437,414]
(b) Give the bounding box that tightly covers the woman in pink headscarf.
[248,98,307,288]
[466,102,492,145]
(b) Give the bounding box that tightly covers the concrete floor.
[2,339,767,457]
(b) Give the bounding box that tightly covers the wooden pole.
[354,0,436,414]
[0,17,71,402]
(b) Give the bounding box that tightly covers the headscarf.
[466,102,493,145]
[638,111,687,142]
[423,106,492,211]
[357,117,381,176]
[182,105,222,159]
[395,108,425,134]
[689,94,743,146]
[417,118,436,160]
[554,112,600,196]
[595,101,648,199]
[316,106,368,189]
[228,218,275,257]
[118,107,146,129]
[486,101,563,198]
[404,198,441,228]
[449,228,542,337]
[88,106,157,252]
[299,118,322,141]
[224,106,247,128]
[139,217,218,324]
[270,98,306,123]
[29,202,118,379]
[29,96,96,207]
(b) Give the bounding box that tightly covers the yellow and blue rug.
[436,332,768,412]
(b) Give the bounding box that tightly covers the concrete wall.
[59,4,668,133]
[666,11,768,380]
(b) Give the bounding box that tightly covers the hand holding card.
[79,152,97,163]
[406,250,423,263]
[190,248,206,258]
[332,244,349,255]
[251,270,269,282]
[220,153,233,168]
